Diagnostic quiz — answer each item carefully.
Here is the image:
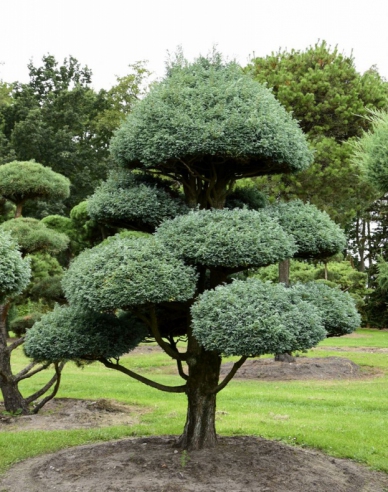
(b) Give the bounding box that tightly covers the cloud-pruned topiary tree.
[0,232,38,413]
[110,51,313,209]
[0,161,70,218]
[25,306,148,362]
[0,223,67,414]
[191,279,326,357]
[0,164,70,414]
[25,52,359,450]
[0,218,69,255]
[260,200,349,361]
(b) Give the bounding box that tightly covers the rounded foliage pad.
[290,282,361,337]
[156,208,296,269]
[191,279,326,357]
[264,200,346,260]
[88,169,188,229]
[24,305,147,363]
[0,161,70,204]
[62,236,198,311]
[0,231,31,302]
[0,218,69,255]
[111,53,313,174]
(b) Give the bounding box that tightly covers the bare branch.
[149,306,187,361]
[15,362,50,382]
[0,368,9,380]
[210,356,247,394]
[176,358,188,380]
[179,158,211,183]
[167,335,188,380]
[99,358,187,393]
[132,310,152,328]
[7,336,25,352]
[32,362,65,413]
[25,362,65,404]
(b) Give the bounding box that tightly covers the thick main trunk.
[181,164,233,210]
[0,304,30,414]
[177,349,221,450]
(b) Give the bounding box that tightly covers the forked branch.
[149,306,188,361]
[99,358,187,393]
[211,356,247,394]
[26,361,66,405]
[7,336,26,352]
[32,362,65,414]
[15,361,50,382]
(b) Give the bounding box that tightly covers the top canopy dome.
[110,52,313,180]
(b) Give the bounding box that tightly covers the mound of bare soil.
[221,356,377,381]
[0,398,144,431]
[1,435,388,492]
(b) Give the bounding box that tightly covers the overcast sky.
[1,0,388,90]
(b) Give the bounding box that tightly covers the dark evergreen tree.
[247,41,388,227]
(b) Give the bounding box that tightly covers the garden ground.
[1,331,388,491]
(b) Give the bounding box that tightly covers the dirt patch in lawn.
[1,435,388,492]
[317,346,388,353]
[221,356,381,381]
[0,398,144,431]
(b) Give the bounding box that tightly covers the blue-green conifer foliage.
[191,279,326,357]
[61,236,198,311]
[0,232,31,302]
[110,54,313,175]
[25,306,147,362]
[156,208,296,269]
[290,282,361,337]
[264,200,347,259]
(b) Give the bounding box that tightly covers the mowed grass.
[0,329,388,474]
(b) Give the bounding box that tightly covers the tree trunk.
[177,348,221,450]
[324,261,328,281]
[14,201,25,218]
[1,302,10,339]
[276,259,293,361]
[278,258,290,286]
[359,217,366,272]
[275,352,296,362]
[0,304,30,414]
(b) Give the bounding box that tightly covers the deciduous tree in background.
[0,56,149,212]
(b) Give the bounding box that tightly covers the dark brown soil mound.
[221,356,376,381]
[0,398,145,431]
[1,436,387,492]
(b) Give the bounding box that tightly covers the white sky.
[1,0,388,90]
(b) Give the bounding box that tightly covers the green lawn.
[1,329,388,475]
